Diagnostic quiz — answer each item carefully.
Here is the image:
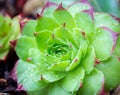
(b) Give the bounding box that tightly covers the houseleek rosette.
[0,15,20,60]
[15,0,120,95]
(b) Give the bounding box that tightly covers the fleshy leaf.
[41,1,58,18]
[54,27,77,47]
[67,1,91,17]
[91,28,114,61]
[77,69,104,95]
[36,16,59,32]
[54,8,76,30]
[62,66,85,92]
[35,30,51,53]
[94,13,120,32]
[16,60,48,91]
[73,28,88,57]
[42,70,66,82]
[74,12,94,40]
[96,56,120,91]
[81,46,95,75]
[48,82,76,95]
[48,60,70,71]
[22,20,37,37]
[15,36,38,60]
[66,47,82,71]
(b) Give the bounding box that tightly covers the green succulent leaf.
[77,69,104,95]
[74,12,94,40]
[17,60,48,91]
[97,56,120,91]
[36,16,59,32]
[0,15,20,60]
[62,66,85,92]
[54,9,76,30]
[66,47,82,71]
[68,2,91,17]
[94,13,120,32]
[22,20,37,37]
[81,46,96,75]
[15,36,38,60]
[91,28,114,61]
[35,30,52,53]
[48,82,76,95]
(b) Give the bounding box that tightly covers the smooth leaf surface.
[62,66,85,92]
[77,69,104,95]
[91,28,114,61]
[97,56,120,91]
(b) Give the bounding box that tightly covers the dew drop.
[100,24,104,26]
[83,5,87,9]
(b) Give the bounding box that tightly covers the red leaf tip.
[56,3,65,11]
[37,13,42,18]
[10,40,17,48]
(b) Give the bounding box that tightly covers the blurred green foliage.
[89,0,120,17]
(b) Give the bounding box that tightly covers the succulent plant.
[14,0,120,95]
[0,15,20,60]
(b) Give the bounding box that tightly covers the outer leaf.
[74,12,94,40]
[91,28,114,61]
[68,2,91,17]
[17,60,48,91]
[22,20,37,37]
[35,30,51,53]
[77,69,104,95]
[94,13,120,32]
[54,9,76,31]
[48,82,76,95]
[81,46,95,75]
[36,16,59,32]
[61,66,85,92]
[96,56,120,91]
[15,36,38,60]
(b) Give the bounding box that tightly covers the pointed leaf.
[97,56,120,91]
[68,2,91,17]
[91,28,114,61]
[48,60,70,71]
[61,66,85,92]
[22,20,37,37]
[66,47,82,71]
[17,60,48,91]
[36,16,59,32]
[81,46,96,74]
[74,12,94,40]
[94,13,120,32]
[35,30,51,52]
[77,69,104,95]
[15,36,38,60]
[54,27,77,47]
[54,9,76,30]
[48,82,75,95]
